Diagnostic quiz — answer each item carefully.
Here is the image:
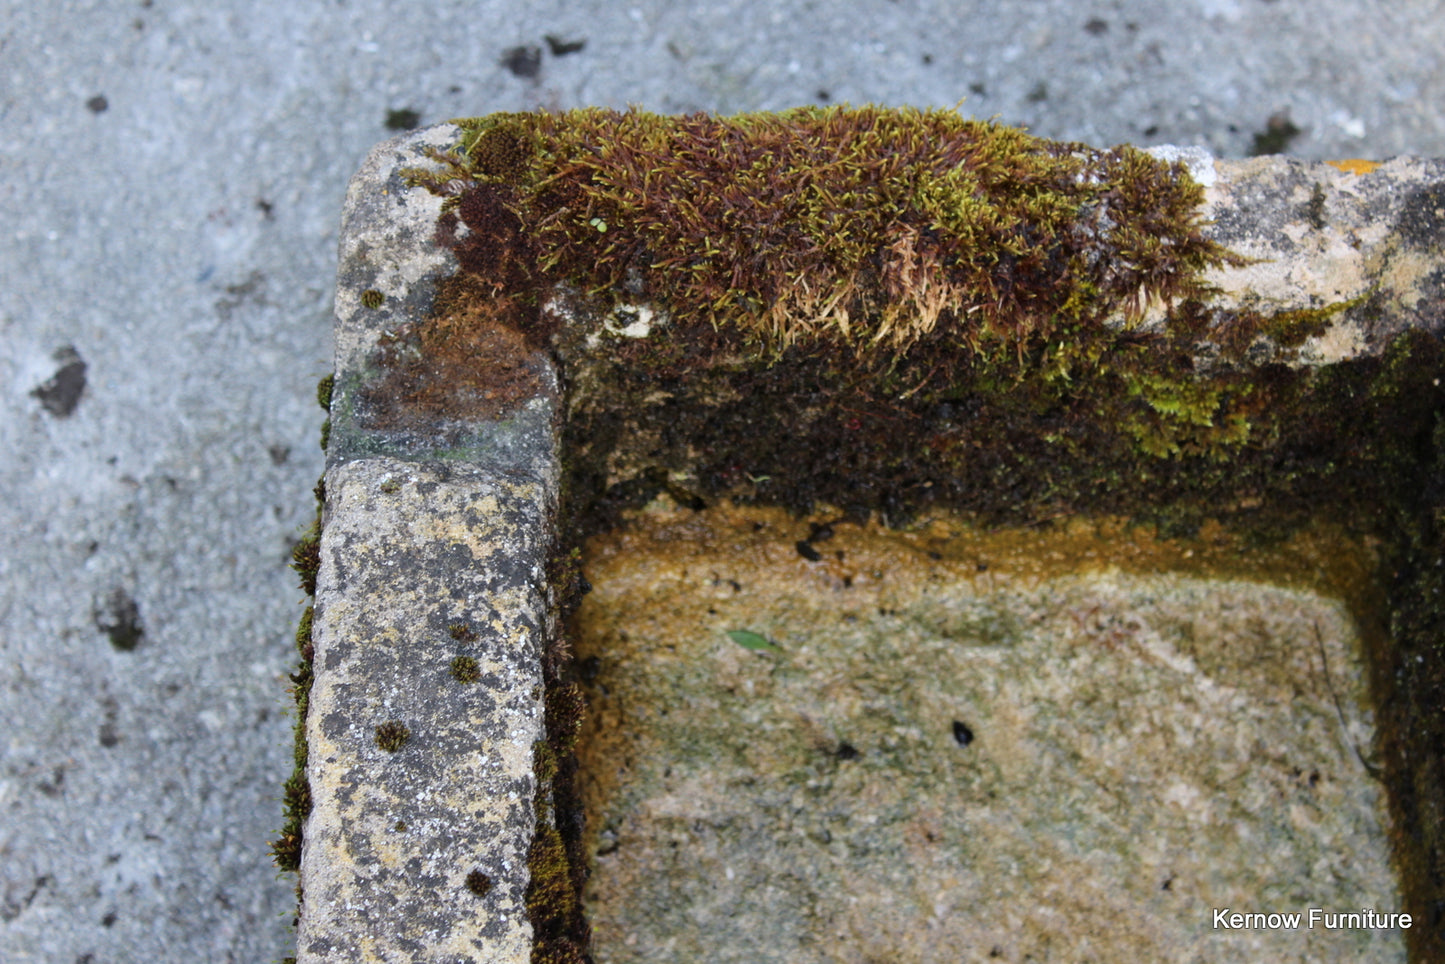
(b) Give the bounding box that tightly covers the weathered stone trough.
[280,112,1445,962]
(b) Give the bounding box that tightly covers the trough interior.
[569,499,1400,962]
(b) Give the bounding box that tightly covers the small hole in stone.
[952,720,975,747]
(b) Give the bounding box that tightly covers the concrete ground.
[0,1,1442,961]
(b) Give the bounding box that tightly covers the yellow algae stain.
[580,499,1383,631]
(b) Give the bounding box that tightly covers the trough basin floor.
[574,500,1402,963]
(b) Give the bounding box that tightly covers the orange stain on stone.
[1327,158,1382,175]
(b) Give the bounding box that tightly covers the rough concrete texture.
[299,459,553,964]
[4,2,1445,961]
[576,501,1402,963]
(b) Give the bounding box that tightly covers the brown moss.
[356,289,546,429]
[445,184,534,291]
[404,106,1243,370]
[525,819,590,964]
[448,622,478,643]
[465,869,494,897]
[469,124,532,179]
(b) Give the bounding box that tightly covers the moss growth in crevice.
[272,477,322,877]
[272,376,331,919]
[525,542,594,963]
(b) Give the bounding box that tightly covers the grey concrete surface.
[1,2,1443,962]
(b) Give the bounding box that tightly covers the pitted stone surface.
[297,458,551,964]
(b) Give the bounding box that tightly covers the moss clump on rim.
[465,869,494,897]
[404,105,1243,360]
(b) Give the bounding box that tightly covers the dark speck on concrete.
[1250,111,1303,156]
[1085,18,1109,35]
[95,588,144,651]
[31,346,87,417]
[502,45,542,78]
[544,34,586,56]
[85,95,108,113]
[385,108,421,131]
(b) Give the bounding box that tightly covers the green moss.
[294,605,313,658]
[449,655,481,683]
[360,289,385,309]
[374,720,411,752]
[1118,371,1253,460]
[271,601,315,873]
[290,519,321,597]
[316,373,334,411]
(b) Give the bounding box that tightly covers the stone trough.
[282,113,1445,962]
